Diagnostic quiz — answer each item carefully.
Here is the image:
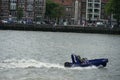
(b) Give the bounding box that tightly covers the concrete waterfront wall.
[0,23,120,34]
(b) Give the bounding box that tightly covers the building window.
[94,9,99,13]
[94,0,100,2]
[10,11,16,16]
[27,5,33,11]
[66,7,72,12]
[10,3,16,10]
[82,14,86,19]
[27,12,33,17]
[27,0,34,4]
[94,14,99,19]
[88,3,93,7]
[88,9,93,13]
[94,4,100,8]
[88,0,93,2]
[88,14,92,18]
[66,8,69,11]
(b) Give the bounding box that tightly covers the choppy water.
[0,30,120,80]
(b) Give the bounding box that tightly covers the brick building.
[0,0,46,21]
[0,0,10,19]
[51,0,109,25]
[52,0,74,24]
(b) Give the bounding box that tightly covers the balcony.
[10,3,17,10]
[88,0,93,2]
[94,9,100,13]
[94,0,100,2]
[94,14,99,19]
[88,9,93,13]
[88,3,93,8]
[94,3,100,8]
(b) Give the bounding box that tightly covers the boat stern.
[100,58,109,67]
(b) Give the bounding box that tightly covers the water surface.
[0,30,120,80]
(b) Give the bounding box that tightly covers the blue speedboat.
[64,58,108,67]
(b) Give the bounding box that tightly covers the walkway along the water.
[0,23,120,34]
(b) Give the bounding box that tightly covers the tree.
[45,0,65,21]
[17,7,23,20]
[105,0,120,27]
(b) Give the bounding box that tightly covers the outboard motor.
[64,62,72,67]
[103,58,108,63]
[101,58,108,67]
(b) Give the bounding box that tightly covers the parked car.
[1,19,8,23]
[96,22,105,27]
[36,21,41,24]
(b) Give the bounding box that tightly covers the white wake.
[0,59,97,70]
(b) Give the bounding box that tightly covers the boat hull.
[64,58,108,67]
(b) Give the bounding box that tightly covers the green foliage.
[112,0,120,21]
[105,0,120,26]
[105,0,113,14]
[45,0,65,18]
[17,7,23,20]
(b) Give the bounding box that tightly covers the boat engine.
[64,62,72,67]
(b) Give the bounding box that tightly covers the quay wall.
[0,23,120,34]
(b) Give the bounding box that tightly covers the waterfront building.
[0,0,10,19]
[52,0,74,25]
[54,0,109,24]
[17,0,26,19]
[10,0,17,18]
[0,0,46,21]
[101,0,109,20]
[79,0,109,24]
[26,0,34,20]
[52,0,109,25]
[34,0,46,21]
[86,0,101,21]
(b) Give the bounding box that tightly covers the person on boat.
[71,54,82,64]
[81,58,89,64]
[75,55,82,64]
[71,54,76,64]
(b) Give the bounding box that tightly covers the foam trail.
[0,59,97,70]
[0,59,64,69]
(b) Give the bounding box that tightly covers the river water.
[0,30,120,80]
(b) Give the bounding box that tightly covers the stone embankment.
[0,23,120,34]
